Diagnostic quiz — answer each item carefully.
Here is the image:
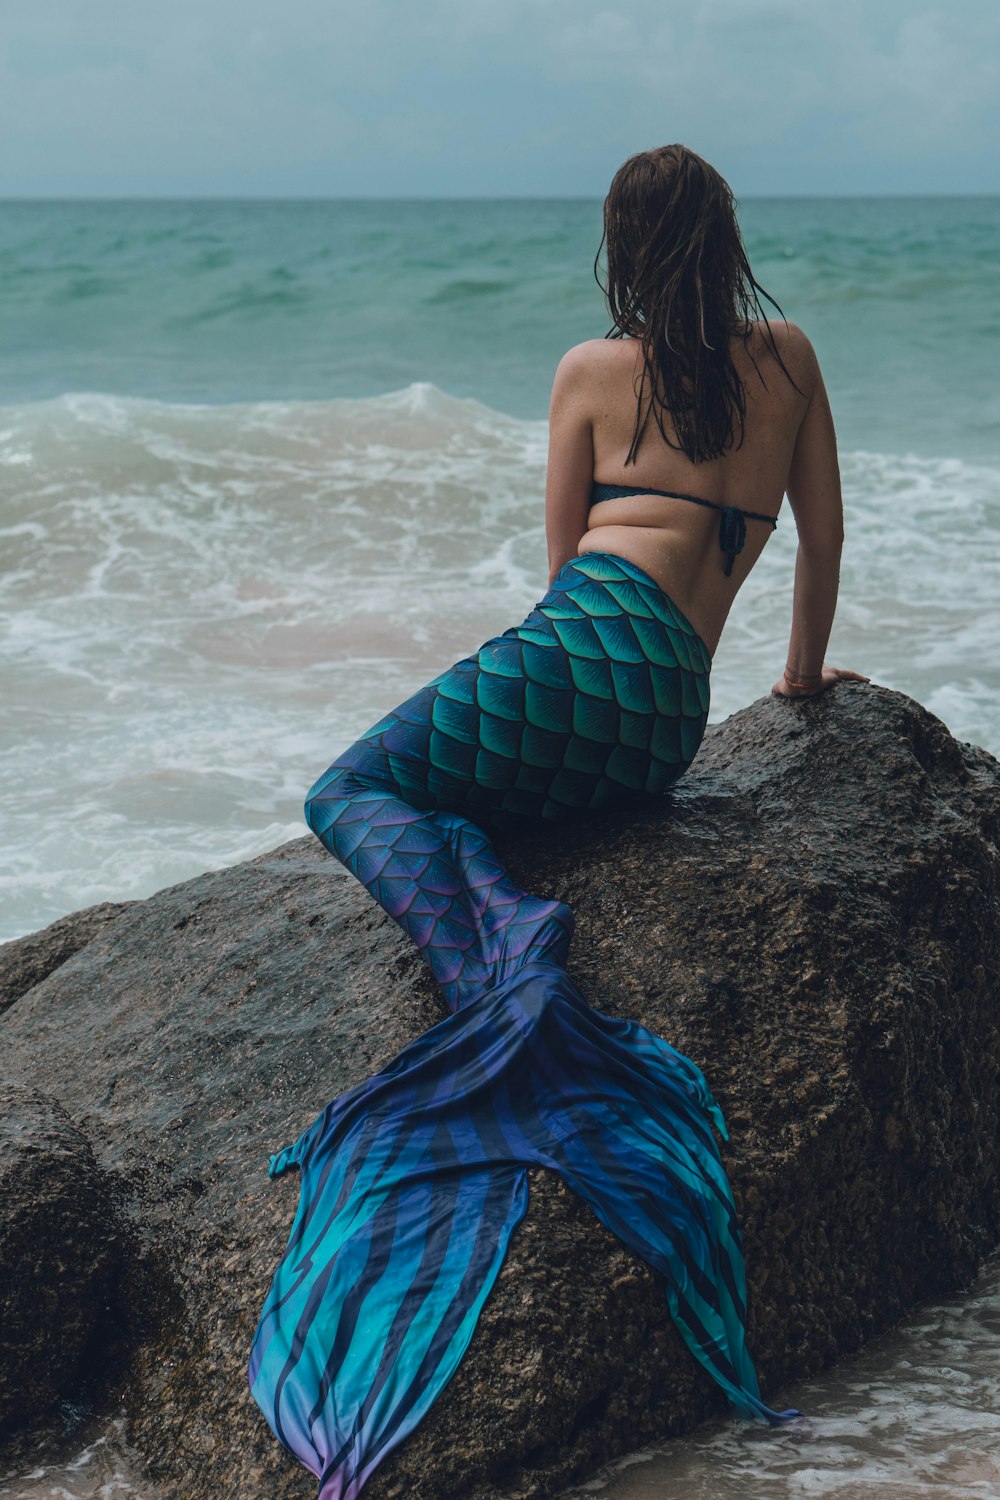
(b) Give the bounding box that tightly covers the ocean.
[0,195,998,1496]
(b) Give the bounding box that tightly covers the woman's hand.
[772,666,870,698]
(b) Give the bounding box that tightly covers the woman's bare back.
[546,321,841,655]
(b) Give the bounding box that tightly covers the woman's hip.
[311,552,711,822]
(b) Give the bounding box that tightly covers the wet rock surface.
[0,684,998,1499]
[0,900,135,1017]
[0,1082,120,1431]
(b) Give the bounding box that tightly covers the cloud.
[0,0,996,194]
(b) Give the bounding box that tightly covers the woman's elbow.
[547,539,582,585]
[797,526,844,558]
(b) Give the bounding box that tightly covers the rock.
[0,1082,120,1431]
[0,684,997,1499]
[0,901,135,1017]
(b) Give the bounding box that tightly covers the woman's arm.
[773,330,868,698]
[545,346,594,586]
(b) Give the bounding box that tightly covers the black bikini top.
[590,482,778,578]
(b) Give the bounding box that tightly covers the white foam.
[1,389,997,941]
[0,1417,157,1498]
[558,1256,1000,1500]
[710,447,1000,746]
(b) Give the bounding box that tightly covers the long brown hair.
[595,144,795,465]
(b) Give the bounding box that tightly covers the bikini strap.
[590,483,778,577]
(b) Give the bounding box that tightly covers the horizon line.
[1,190,998,204]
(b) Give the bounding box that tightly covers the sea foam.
[1,387,997,944]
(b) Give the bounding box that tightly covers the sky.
[2,0,998,197]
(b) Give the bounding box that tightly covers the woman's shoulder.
[558,326,818,366]
[552,338,636,394]
[741,318,821,399]
[745,317,818,366]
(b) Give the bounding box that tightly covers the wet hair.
[595,144,796,465]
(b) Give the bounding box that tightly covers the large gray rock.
[0,900,135,1017]
[0,1082,120,1430]
[0,684,997,1499]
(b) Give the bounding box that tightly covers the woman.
[250,146,866,1500]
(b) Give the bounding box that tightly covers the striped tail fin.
[249,960,798,1497]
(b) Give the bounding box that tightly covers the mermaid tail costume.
[249,553,798,1500]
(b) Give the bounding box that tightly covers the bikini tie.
[719,505,747,577]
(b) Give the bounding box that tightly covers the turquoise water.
[2,197,998,457]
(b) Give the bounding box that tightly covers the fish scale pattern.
[250,553,798,1500]
[299,553,711,1013]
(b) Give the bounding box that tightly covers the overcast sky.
[2,0,997,197]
